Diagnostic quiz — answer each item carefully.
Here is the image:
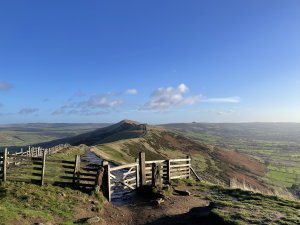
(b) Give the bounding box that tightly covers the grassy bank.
[175,180,300,225]
[0,182,104,225]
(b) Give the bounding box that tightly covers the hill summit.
[38,119,147,147]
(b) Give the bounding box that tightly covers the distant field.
[162,123,300,188]
[0,123,110,150]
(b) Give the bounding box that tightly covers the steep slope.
[36,120,147,147]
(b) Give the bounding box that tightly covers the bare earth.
[74,185,225,225]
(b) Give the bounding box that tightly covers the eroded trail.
[102,192,209,225]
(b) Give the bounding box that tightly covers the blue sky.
[0,0,300,124]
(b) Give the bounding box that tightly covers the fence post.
[41,150,47,185]
[3,148,7,183]
[186,155,191,179]
[73,155,80,187]
[135,158,140,188]
[102,161,111,202]
[152,163,162,190]
[139,152,146,187]
[166,159,171,183]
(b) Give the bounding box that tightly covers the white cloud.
[126,89,138,95]
[178,83,188,93]
[0,82,13,91]
[142,83,200,111]
[203,96,241,103]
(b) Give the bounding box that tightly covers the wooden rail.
[103,153,193,201]
[1,148,197,203]
[0,144,100,189]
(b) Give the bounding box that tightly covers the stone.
[87,216,107,225]
[152,198,164,206]
[87,216,100,223]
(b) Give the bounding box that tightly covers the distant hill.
[0,123,111,149]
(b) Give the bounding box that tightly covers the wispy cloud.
[142,83,200,111]
[202,96,241,103]
[0,81,13,91]
[19,108,39,115]
[126,89,138,95]
[52,92,123,116]
[206,108,237,116]
[216,109,236,115]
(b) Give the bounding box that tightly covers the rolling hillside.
[29,120,273,194]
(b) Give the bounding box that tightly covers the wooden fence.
[0,144,99,188]
[101,152,194,201]
[6,144,69,158]
[0,150,199,202]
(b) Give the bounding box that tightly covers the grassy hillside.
[90,122,273,195]
[2,120,295,197]
[35,120,147,148]
[162,123,300,190]
[1,121,299,224]
[0,146,105,225]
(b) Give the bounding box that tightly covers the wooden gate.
[107,162,139,201]
[103,153,193,201]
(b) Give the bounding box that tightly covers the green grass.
[0,145,105,224]
[209,187,300,225]
[0,182,98,225]
[5,145,88,185]
[267,165,300,187]
[91,144,134,165]
[173,179,300,225]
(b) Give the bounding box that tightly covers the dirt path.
[95,184,222,225]
[101,194,207,225]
